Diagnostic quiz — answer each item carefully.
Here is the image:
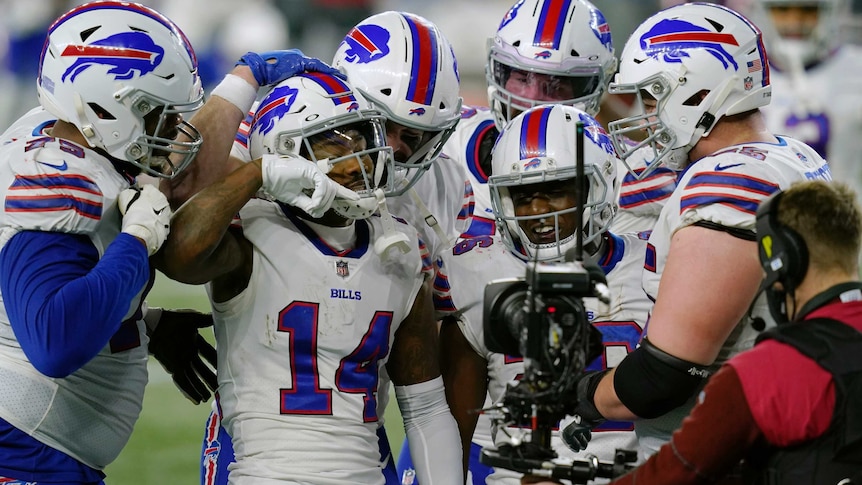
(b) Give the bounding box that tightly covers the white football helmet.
[748,0,847,70]
[37,1,203,178]
[486,0,617,130]
[248,72,394,220]
[489,104,618,262]
[607,2,772,179]
[333,11,462,196]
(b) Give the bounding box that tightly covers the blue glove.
[561,370,608,452]
[236,49,344,86]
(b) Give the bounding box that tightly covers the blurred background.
[0,0,860,483]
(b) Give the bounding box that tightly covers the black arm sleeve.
[613,338,711,419]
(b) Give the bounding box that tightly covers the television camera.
[479,121,636,483]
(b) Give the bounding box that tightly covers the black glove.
[148,309,218,405]
[561,370,608,452]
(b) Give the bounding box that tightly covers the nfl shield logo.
[743,76,753,91]
[336,260,349,278]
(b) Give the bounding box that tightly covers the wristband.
[210,74,258,115]
[143,305,163,335]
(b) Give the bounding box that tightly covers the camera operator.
[436,103,651,484]
[601,180,862,484]
[564,2,833,459]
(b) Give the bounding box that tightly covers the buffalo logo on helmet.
[61,32,164,82]
[534,50,553,59]
[590,9,613,51]
[409,107,426,116]
[342,24,390,64]
[499,0,525,30]
[640,19,740,70]
[579,113,615,156]
[523,158,542,170]
[251,85,299,137]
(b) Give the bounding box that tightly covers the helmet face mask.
[489,104,618,262]
[607,2,773,179]
[485,0,617,129]
[249,73,394,219]
[333,11,463,196]
[37,1,204,178]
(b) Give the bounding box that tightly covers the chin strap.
[371,189,411,259]
[407,186,454,251]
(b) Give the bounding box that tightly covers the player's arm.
[160,65,254,208]
[0,231,150,377]
[592,225,762,421]
[388,280,463,484]
[440,315,488,479]
[153,159,262,286]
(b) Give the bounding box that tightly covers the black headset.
[755,190,810,292]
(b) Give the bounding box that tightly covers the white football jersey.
[612,146,678,234]
[441,106,499,237]
[210,198,425,485]
[637,136,831,456]
[0,127,147,469]
[761,45,862,194]
[435,231,650,484]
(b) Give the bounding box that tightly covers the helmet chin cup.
[333,193,379,220]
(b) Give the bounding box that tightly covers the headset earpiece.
[756,191,809,291]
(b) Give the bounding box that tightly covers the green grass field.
[104,273,405,484]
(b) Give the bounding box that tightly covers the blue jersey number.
[278,301,393,421]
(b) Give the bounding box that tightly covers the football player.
[198,13,470,485]
[567,1,833,460]
[748,0,862,195]
[156,73,462,485]
[436,104,650,485]
[0,2,206,482]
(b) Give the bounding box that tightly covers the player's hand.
[561,370,607,452]
[260,154,359,219]
[119,185,171,256]
[148,309,217,405]
[236,50,343,86]
[560,415,593,452]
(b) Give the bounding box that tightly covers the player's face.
[310,127,374,192]
[510,179,579,245]
[505,69,577,113]
[386,121,435,163]
[769,4,820,39]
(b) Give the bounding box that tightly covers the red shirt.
[610,299,862,484]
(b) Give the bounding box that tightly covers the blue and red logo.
[579,112,615,156]
[499,0,525,30]
[251,85,299,137]
[409,107,426,116]
[534,50,553,59]
[61,32,164,82]
[590,9,613,52]
[640,19,739,70]
[523,158,542,170]
[341,24,390,64]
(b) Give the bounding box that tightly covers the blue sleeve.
[0,230,151,377]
